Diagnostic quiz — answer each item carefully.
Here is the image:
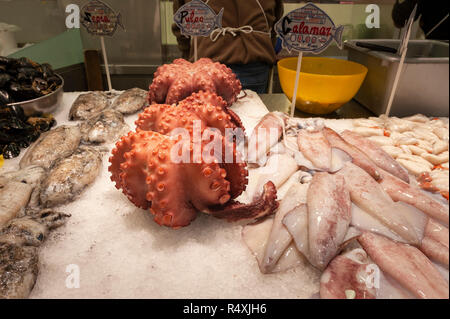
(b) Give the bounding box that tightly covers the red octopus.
[148,58,242,106]
[109,91,278,228]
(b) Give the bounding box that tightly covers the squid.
[340,130,410,183]
[297,129,332,171]
[358,232,449,299]
[337,163,426,245]
[247,112,287,165]
[261,183,309,273]
[378,169,449,226]
[322,128,381,181]
[307,173,351,270]
[419,219,449,267]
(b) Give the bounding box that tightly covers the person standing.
[172,0,284,93]
[392,0,448,40]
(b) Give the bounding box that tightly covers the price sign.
[274,3,344,116]
[80,0,125,91]
[81,0,124,37]
[275,3,343,54]
[174,0,223,37]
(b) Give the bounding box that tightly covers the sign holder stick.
[194,36,198,62]
[100,36,113,91]
[290,51,303,117]
[385,4,416,116]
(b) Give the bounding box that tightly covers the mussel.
[0,103,55,159]
[0,56,61,104]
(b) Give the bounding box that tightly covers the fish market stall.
[1,80,448,299]
[0,0,449,302]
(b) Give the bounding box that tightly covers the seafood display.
[0,57,62,105]
[351,115,449,200]
[69,92,110,121]
[242,112,449,299]
[148,58,242,106]
[0,53,448,300]
[111,88,149,115]
[19,125,81,169]
[109,91,278,228]
[40,146,103,207]
[0,209,70,299]
[0,159,70,298]
[80,109,129,144]
[1,103,55,159]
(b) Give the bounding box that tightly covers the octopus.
[109,92,278,228]
[241,112,449,299]
[111,88,149,115]
[148,58,242,106]
[69,92,110,121]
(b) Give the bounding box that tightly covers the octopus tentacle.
[118,131,165,209]
[109,131,142,191]
[148,58,242,106]
[208,181,278,222]
[183,91,245,131]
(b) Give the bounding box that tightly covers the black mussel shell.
[15,57,34,69]
[27,116,56,132]
[0,104,27,121]
[9,82,39,101]
[0,73,12,88]
[17,67,40,83]
[32,77,48,95]
[0,56,13,66]
[0,142,21,159]
[0,117,31,131]
[47,75,62,86]
[40,63,55,79]
[0,89,12,104]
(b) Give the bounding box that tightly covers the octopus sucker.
[182,91,245,131]
[358,232,449,299]
[149,58,241,106]
[109,93,279,228]
[208,181,278,222]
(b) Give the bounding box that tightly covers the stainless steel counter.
[259,94,375,119]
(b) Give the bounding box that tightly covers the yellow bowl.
[278,57,368,115]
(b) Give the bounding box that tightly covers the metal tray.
[7,74,64,115]
[345,40,449,117]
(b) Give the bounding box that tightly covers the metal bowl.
[7,74,64,115]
